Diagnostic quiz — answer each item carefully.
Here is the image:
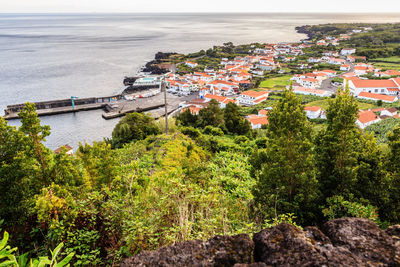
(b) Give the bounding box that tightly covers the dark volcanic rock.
[120,234,254,267]
[253,222,362,266]
[386,225,400,247]
[323,217,400,266]
[122,218,400,267]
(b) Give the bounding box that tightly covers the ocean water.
[1,13,400,149]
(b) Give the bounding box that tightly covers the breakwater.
[3,95,123,120]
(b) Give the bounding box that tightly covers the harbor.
[2,74,196,121]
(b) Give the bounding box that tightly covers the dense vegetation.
[297,23,400,59]
[1,83,400,265]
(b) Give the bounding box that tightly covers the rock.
[120,234,254,267]
[323,217,400,266]
[386,225,400,247]
[253,223,363,266]
[386,225,400,238]
[233,263,267,267]
[122,218,400,267]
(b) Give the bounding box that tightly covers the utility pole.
[161,77,169,135]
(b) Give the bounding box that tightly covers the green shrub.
[180,126,202,139]
[322,195,379,222]
[203,126,224,136]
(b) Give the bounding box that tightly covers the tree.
[252,88,318,225]
[19,102,52,186]
[223,102,251,135]
[112,112,160,148]
[384,125,400,222]
[0,117,30,224]
[315,85,360,200]
[197,100,224,128]
[77,141,119,188]
[176,108,198,127]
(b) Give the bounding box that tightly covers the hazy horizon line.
[1,11,400,14]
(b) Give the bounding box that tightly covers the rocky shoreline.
[121,217,400,266]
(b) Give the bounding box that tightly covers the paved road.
[319,59,355,93]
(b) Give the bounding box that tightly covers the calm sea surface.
[1,13,400,149]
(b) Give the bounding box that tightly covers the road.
[319,59,355,93]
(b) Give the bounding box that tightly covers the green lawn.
[370,56,400,71]
[259,75,291,89]
[371,56,400,63]
[372,62,400,71]
[306,99,375,110]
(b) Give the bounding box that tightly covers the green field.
[306,99,375,110]
[370,56,400,71]
[259,75,291,89]
[372,62,400,71]
[371,56,400,63]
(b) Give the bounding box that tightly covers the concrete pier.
[4,95,122,120]
[3,90,198,121]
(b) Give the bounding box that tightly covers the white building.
[293,87,332,97]
[348,78,400,96]
[341,48,356,56]
[238,90,269,106]
[356,110,381,129]
[304,106,322,119]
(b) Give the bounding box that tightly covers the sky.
[1,0,400,13]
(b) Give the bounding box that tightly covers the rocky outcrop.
[121,234,254,267]
[121,218,400,267]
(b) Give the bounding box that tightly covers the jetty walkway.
[3,90,197,121]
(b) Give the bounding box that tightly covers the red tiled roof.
[351,79,398,88]
[247,116,269,125]
[358,110,379,124]
[321,69,336,73]
[303,78,319,82]
[204,94,226,102]
[254,96,268,103]
[305,106,321,112]
[54,144,73,154]
[241,90,269,98]
[358,92,397,102]
[294,87,327,95]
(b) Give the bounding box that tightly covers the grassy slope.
[370,56,400,70]
[306,99,375,110]
[259,75,292,89]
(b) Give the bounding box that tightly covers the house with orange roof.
[342,72,357,79]
[328,57,347,65]
[246,115,269,129]
[54,144,73,155]
[347,55,366,63]
[182,106,202,115]
[374,70,400,78]
[185,61,198,68]
[340,64,351,71]
[320,69,337,77]
[258,109,270,116]
[348,78,400,96]
[354,65,373,76]
[207,80,238,95]
[238,90,269,106]
[357,92,398,103]
[293,87,332,97]
[299,78,320,89]
[304,106,322,119]
[356,110,381,129]
[381,108,398,117]
[203,94,236,108]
